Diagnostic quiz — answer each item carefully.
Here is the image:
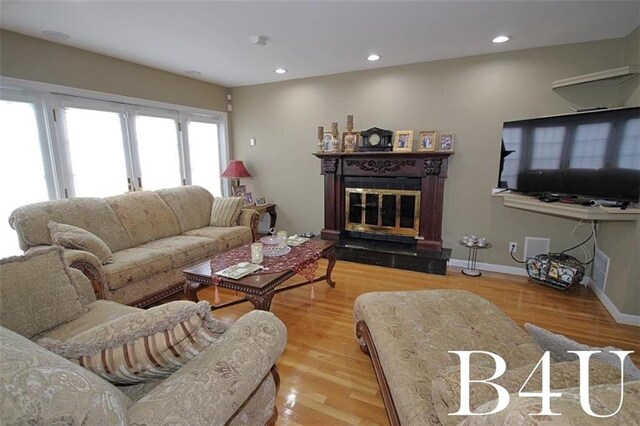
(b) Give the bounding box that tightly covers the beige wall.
[0,30,228,111]
[596,27,640,316]
[231,36,640,315]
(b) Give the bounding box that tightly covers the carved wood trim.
[322,158,339,174]
[70,261,105,300]
[130,282,184,308]
[356,320,401,426]
[265,406,278,426]
[423,159,442,175]
[346,159,415,174]
[270,365,281,392]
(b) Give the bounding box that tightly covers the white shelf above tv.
[498,194,639,221]
[552,65,640,89]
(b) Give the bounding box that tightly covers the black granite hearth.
[335,236,451,275]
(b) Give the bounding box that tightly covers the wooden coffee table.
[183,239,336,311]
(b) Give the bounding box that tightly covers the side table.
[253,204,277,230]
[458,240,491,277]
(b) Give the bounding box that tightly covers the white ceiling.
[1,1,639,88]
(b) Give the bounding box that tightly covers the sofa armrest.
[127,310,287,424]
[62,249,108,301]
[239,208,260,241]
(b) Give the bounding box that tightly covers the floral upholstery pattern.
[228,373,277,426]
[432,359,623,425]
[461,381,640,425]
[9,186,259,307]
[128,310,286,424]
[0,247,86,338]
[354,290,544,425]
[0,326,131,425]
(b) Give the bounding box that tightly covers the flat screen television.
[497,107,640,202]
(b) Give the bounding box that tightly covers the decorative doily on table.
[209,241,324,303]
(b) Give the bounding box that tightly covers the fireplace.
[313,151,453,274]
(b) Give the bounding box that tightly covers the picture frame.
[232,185,247,197]
[342,131,360,151]
[439,133,455,151]
[244,192,254,206]
[322,132,339,152]
[255,196,268,206]
[393,130,414,152]
[418,131,438,152]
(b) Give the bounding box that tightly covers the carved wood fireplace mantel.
[313,151,453,250]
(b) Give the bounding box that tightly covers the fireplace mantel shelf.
[314,151,454,158]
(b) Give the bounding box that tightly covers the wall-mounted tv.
[498,107,640,201]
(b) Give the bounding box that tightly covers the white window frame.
[0,76,229,198]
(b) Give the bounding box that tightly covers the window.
[0,79,228,257]
[134,114,182,191]
[187,120,222,196]
[501,127,523,188]
[0,95,53,257]
[62,106,130,197]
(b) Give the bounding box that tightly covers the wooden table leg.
[184,278,201,302]
[245,292,276,311]
[324,247,336,288]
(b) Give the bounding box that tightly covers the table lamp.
[221,160,252,188]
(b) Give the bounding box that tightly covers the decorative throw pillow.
[48,221,113,264]
[431,359,622,425]
[525,323,640,381]
[210,197,245,227]
[0,246,85,338]
[38,301,229,385]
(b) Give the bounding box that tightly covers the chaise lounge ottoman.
[353,289,638,425]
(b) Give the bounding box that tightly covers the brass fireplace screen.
[345,188,421,237]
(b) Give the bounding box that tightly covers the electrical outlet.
[509,242,517,253]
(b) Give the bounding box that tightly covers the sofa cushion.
[432,359,623,425]
[36,300,142,342]
[39,301,229,385]
[210,197,245,227]
[353,290,544,425]
[49,220,114,264]
[105,191,181,247]
[138,235,219,268]
[525,323,640,381]
[0,247,85,338]
[183,226,252,252]
[103,248,172,290]
[156,185,214,233]
[8,197,130,252]
[0,326,131,424]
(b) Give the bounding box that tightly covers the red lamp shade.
[221,160,252,179]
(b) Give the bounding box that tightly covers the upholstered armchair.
[0,246,287,425]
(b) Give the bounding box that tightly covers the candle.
[331,122,338,136]
[317,126,324,139]
[347,115,353,128]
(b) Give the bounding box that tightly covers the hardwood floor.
[167,259,640,426]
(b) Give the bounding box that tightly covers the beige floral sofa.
[9,185,259,307]
[354,290,640,425]
[0,246,287,425]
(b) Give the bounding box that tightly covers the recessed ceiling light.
[185,70,201,76]
[275,68,287,74]
[492,35,512,44]
[41,30,70,40]
[367,54,381,61]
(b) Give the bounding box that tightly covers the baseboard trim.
[585,278,640,327]
[449,258,528,277]
[449,259,640,326]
